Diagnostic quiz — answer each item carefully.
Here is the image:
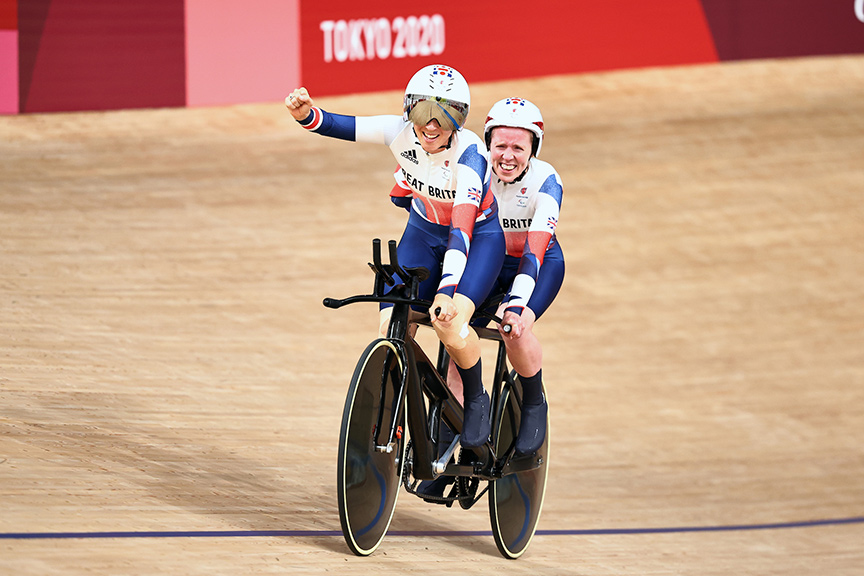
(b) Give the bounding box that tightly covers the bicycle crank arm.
[432,434,461,474]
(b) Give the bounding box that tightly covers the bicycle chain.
[401,440,488,505]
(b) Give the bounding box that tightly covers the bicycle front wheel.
[337,339,407,556]
[488,375,550,559]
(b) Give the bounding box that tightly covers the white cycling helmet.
[403,64,470,131]
[484,97,545,156]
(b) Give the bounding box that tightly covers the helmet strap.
[512,165,530,183]
[531,134,540,157]
[496,164,530,184]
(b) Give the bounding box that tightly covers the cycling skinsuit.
[488,158,565,319]
[298,108,505,307]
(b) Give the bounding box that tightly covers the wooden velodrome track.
[2,55,864,575]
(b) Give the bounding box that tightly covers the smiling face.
[489,126,533,182]
[413,118,454,154]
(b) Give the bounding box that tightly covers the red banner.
[5,0,864,113]
[18,0,185,113]
[0,0,16,30]
[701,0,864,60]
[299,0,719,97]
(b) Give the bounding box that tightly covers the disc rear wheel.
[488,376,549,559]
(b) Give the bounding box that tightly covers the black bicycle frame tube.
[403,341,435,479]
[490,336,509,419]
[410,339,465,438]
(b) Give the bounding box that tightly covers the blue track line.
[2,516,863,540]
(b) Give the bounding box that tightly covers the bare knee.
[433,294,480,366]
[378,308,392,337]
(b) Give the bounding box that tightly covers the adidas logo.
[400,149,419,165]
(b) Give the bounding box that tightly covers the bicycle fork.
[372,342,407,455]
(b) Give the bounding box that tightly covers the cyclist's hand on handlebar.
[500,310,524,338]
[285,87,314,121]
[430,293,457,324]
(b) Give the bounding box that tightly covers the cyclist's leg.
[503,244,565,454]
[378,308,424,338]
[446,218,506,447]
[432,294,490,447]
[500,305,541,377]
[455,216,506,317]
[378,308,391,338]
[522,243,565,324]
[445,360,464,404]
[444,216,505,366]
[501,304,546,454]
[436,293,480,369]
[378,218,445,336]
[505,243,564,381]
[444,261,511,404]
[497,243,564,367]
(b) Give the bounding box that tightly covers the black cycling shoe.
[515,397,548,455]
[416,475,456,503]
[416,422,456,503]
[461,390,491,448]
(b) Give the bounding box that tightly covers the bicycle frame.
[324,239,541,485]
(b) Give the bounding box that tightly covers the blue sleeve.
[538,173,563,206]
[390,196,412,210]
[456,143,487,180]
[297,107,357,142]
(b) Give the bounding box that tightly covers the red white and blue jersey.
[494,158,563,313]
[297,108,497,297]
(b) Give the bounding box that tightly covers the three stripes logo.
[401,149,419,165]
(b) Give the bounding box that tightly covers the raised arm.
[285,87,314,121]
[286,87,403,145]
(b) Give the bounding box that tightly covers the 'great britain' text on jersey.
[502,217,532,229]
[300,108,495,227]
[401,167,456,199]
